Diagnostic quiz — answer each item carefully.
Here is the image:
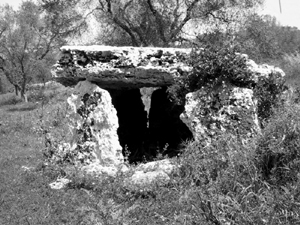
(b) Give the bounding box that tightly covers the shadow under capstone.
[107,87,193,163]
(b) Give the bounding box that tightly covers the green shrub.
[176,132,300,224]
[253,72,287,123]
[256,101,300,185]
[168,46,254,105]
[0,93,21,106]
[37,102,73,165]
[186,47,253,90]
[281,52,300,86]
[168,45,287,125]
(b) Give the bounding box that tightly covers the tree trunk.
[21,91,28,102]
[14,84,28,102]
[20,85,28,103]
[21,76,28,102]
[14,85,21,98]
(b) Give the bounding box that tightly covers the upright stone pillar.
[66,80,124,175]
[180,85,261,143]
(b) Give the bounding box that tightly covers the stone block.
[63,80,124,170]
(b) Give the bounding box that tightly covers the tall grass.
[281,52,300,87]
[1,80,300,224]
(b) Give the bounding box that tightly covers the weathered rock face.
[49,159,178,190]
[124,159,177,190]
[179,56,287,143]
[52,46,192,89]
[245,57,285,83]
[181,85,261,142]
[65,80,124,173]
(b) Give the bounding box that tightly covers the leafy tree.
[97,0,265,47]
[0,0,86,102]
[235,14,282,62]
[239,14,300,63]
[41,0,264,47]
[0,4,36,101]
[199,13,300,64]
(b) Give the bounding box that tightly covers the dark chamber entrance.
[107,87,193,163]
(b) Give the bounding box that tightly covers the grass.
[0,89,114,224]
[1,83,300,224]
[279,52,300,87]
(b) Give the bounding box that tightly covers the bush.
[168,45,287,124]
[281,52,300,86]
[37,101,73,165]
[254,72,287,123]
[176,130,300,224]
[256,101,300,185]
[168,46,254,105]
[187,47,253,90]
[0,93,21,106]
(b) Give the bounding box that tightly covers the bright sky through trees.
[262,0,300,28]
[1,0,300,29]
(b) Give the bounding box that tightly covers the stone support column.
[180,85,261,143]
[66,80,124,175]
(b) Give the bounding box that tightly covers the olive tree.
[91,0,264,46]
[40,0,264,47]
[0,0,86,101]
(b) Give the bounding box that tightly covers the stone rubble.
[127,159,176,187]
[49,177,71,190]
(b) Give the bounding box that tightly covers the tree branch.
[170,0,200,41]
[146,0,168,45]
[0,26,7,39]
[206,12,231,23]
[97,0,139,46]
[170,0,182,32]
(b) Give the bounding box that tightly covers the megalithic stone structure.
[51,45,285,177]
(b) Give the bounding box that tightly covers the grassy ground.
[0,94,195,225]
[0,89,198,225]
[0,90,116,224]
[1,83,300,224]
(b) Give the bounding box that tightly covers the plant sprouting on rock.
[168,45,287,123]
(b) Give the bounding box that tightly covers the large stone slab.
[65,80,124,175]
[180,84,261,143]
[52,46,192,89]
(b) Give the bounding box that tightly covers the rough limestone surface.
[179,55,285,142]
[246,58,285,83]
[49,159,177,190]
[180,85,261,142]
[124,159,176,190]
[65,80,124,175]
[52,46,285,90]
[49,178,71,190]
[52,45,192,89]
[49,45,286,187]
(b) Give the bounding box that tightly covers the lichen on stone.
[52,46,192,89]
[180,85,261,143]
[50,81,124,170]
